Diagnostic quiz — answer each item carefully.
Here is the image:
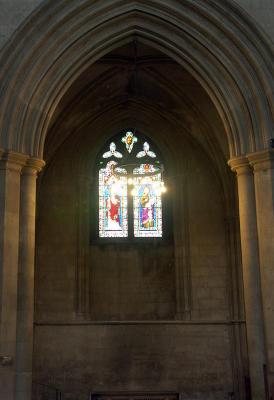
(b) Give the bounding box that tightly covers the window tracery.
[98,131,165,238]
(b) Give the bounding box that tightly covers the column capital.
[22,157,45,176]
[0,150,28,172]
[248,149,274,172]
[228,156,252,176]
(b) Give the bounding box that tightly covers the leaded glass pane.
[133,171,162,238]
[99,161,128,237]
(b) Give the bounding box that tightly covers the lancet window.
[98,131,166,238]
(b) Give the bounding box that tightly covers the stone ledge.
[248,149,274,171]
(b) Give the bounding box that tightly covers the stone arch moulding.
[0,0,273,159]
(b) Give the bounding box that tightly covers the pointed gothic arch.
[0,0,273,159]
[1,2,274,400]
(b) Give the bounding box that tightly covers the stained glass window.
[98,132,164,238]
[99,161,128,237]
[133,168,162,237]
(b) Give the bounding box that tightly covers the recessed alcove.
[1,0,274,398]
[33,42,246,399]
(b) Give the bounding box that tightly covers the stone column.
[0,150,28,400]
[249,149,274,396]
[15,158,45,400]
[228,156,266,400]
[172,173,191,320]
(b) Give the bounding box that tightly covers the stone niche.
[33,43,246,400]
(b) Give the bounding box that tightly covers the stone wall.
[0,1,270,399]
[33,324,234,400]
[0,0,43,47]
[33,125,244,398]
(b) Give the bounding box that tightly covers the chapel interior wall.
[33,118,245,398]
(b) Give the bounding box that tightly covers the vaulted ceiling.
[45,42,228,169]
